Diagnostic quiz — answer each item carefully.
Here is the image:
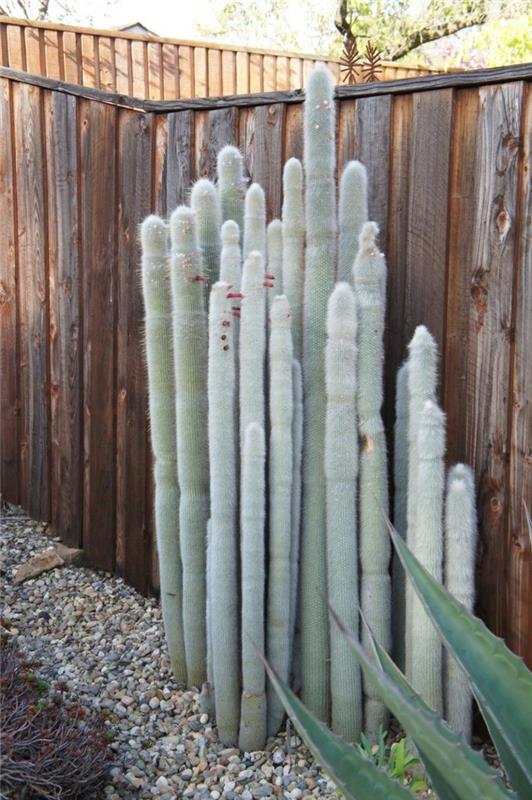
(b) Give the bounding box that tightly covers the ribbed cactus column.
[411,399,445,713]
[353,222,390,737]
[169,206,210,688]
[208,281,240,745]
[239,252,266,442]
[392,362,409,670]
[267,295,293,737]
[220,220,242,288]
[405,326,438,685]
[444,463,477,739]
[338,160,368,284]
[289,359,303,654]
[217,145,245,234]
[191,178,221,284]
[325,282,363,742]
[200,518,215,717]
[266,219,283,311]
[240,422,267,752]
[300,63,336,721]
[140,216,187,685]
[243,183,266,260]
[281,158,304,361]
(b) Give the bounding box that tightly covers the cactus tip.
[270,294,291,323]
[140,215,167,251]
[409,324,436,351]
[221,219,240,243]
[358,221,379,254]
[283,157,303,182]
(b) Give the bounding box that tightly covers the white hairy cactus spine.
[289,359,303,655]
[217,144,245,235]
[325,282,363,741]
[405,325,438,685]
[353,222,390,737]
[266,219,283,311]
[444,463,477,740]
[281,158,304,360]
[239,251,266,444]
[411,399,445,713]
[338,160,368,284]
[169,206,209,688]
[392,361,409,670]
[239,422,267,752]
[243,182,266,260]
[140,215,187,685]
[300,63,336,721]
[190,178,221,285]
[208,281,240,744]
[267,295,294,736]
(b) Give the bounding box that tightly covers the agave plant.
[265,522,532,800]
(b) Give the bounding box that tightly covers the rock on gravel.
[1,507,339,800]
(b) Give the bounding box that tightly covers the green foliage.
[356,729,428,794]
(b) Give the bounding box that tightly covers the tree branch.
[388,13,488,60]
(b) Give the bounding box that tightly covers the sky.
[77,0,215,39]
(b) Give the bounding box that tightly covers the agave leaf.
[262,658,412,799]
[328,604,513,800]
[388,520,532,797]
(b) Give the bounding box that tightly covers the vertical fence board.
[507,83,532,665]
[166,110,193,210]
[194,47,207,97]
[196,107,238,179]
[24,27,42,74]
[80,34,96,86]
[6,25,24,70]
[147,41,162,101]
[0,79,19,504]
[115,110,153,590]
[45,91,82,546]
[114,37,129,95]
[162,44,178,100]
[222,50,236,96]
[98,36,115,92]
[249,53,262,93]
[444,83,523,645]
[207,49,222,97]
[236,51,249,94]
[62,31,80,84]
[44,29,60,79]
[80,99,117,571]
[131,40,145,97]
[13,82,50,520]
[178,46,193,98]
[263,54,276,92]
[247,103,285,220]
[283,102,303,161]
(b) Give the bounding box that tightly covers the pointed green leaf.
[328,604,512,800]
[388,520,532,797]
[262,658,413,799]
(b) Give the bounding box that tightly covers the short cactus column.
[338,160,368,284]
[266,219,283,311]
[191,178,221,285]
[243,183,266,260]
[281,158,304,360]
[217,145,245,235]
[239,251,266,444]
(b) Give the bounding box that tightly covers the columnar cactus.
[289,359,303,654]
[281,158,304,360]
[325,282,363,741]
[338,160,368,284]
[266,219,283,311]
[266,295,293,736]
[207,282,240,744]
[392,362,409,670]
[140,216,187,685]
[169,206,209,688]
[404,326,438,685]
[243,183,266,260]
[444,463,477,739]
[191,178,221,285]
[217,144,245,234]
[353,222,390,736]
[239,252,266,444]
[300,63,336,721]
[411,399,445,713]
[240,422,267,752]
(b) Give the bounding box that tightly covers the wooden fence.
[0,63,530,666]
[0,16,435,99]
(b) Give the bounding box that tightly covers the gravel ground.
[0,508,339,800]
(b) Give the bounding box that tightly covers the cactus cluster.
[140,64,478,749]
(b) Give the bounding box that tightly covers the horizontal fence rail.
[0,64,530,666]
[0,16,435,99]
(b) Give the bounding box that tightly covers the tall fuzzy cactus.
[191,178,221,284]
[338,160,368,284]
[289,359,303,654]
[240,422,267,752]
[140,216,187,685]
[444,463,477,739]
[239,252,266,443]
[169,206,209,688]
[405,326,438,685]
[353,222,390,736]
[281,158,304,360]
[325,282,363,741]
[207,282,240,744]
[411,399,445,713]
[217,145,245,234]
[300,63,336,721]
[266,295,293,736]
[266,219,283,311]
[392,362,409,670]
[243,183,266,260]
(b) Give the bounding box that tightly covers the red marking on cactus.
[187,274,209,284]
[222,320,231,327]
[232,310,241,318]
[263,281,274,288]
[264,273,275,280]
[223,345,230,351]
[226,292,243,299]
[221,334,227,341]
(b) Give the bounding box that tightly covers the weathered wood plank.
[45,91,82,547]
[13,82,50,520]
[236,51,249,95]
[98,36,115,92]
[44,29,61,80]
[131,40,145,97]
[6,24,24,71]
[147,41,163,100]
[62,31,80,84]
[194,47,207,97]
[196,106,238,179]
[263,54,276,92]
[507,82,531,666]
[249,53,262,93]
[114,37,129,95]
[162,43,179,100]
[80,98,117,571]
[282,101,303,161]
[244,103,285,219]
[115,109,153,590]
[24,27,42,74]
[207,49,222,97]
[178,46,193,99]
[221,50,236,96]
[80,34,96,87]
[444,83,523,645]
[0,78,19,504]
[166,110,193,210]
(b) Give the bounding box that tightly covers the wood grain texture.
[45,90,82,547]
[166,110,193,210]
[80,98,117,571]
[195,106,238,179]
[444,83,523,647]
[245,103,285,220]
[0,78,19,504]
[115,109,153,590]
